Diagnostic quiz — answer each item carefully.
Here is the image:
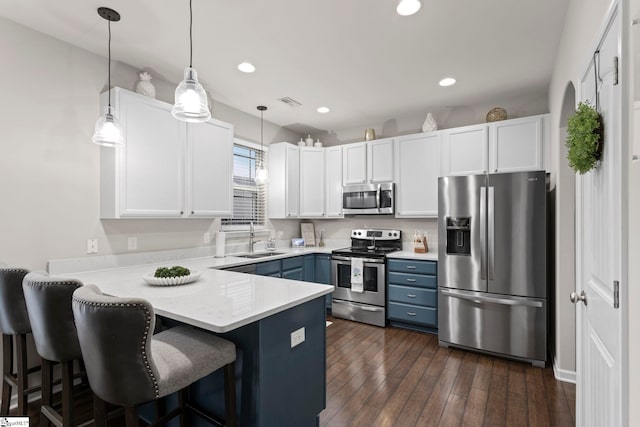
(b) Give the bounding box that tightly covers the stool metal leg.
[125,406,138,427]
[1,334,12,415]
[16,333,27,415]
[223,362,237,427]
[41,358,53,427]
[178,389,186,427]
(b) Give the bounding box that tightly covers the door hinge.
[613,280,620,309]
[613,57,619,86]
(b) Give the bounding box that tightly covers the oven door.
[331,256,386,306]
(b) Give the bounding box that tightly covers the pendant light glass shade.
[255,105,268,184]
[173,0,211,123]
[172,67,211,122]
[92,105,124,147]
[92,7,123,147]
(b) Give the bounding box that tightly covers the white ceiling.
[0,0,570,134]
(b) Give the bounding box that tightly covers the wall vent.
[278,97,302,107]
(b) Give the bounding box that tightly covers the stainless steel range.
[331,229,402,327]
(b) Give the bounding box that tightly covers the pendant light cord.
[107,19,112,108]
[260,110,264,152]
[189,0,193,68]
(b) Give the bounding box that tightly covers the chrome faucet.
[249,222,262,253]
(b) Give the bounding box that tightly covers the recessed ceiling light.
[439,77,456,87]
[397,0,421,16]
[317,107,330,114]
[237,62,256,73]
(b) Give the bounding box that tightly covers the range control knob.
[388,232,392,236]
[393,232,398,237]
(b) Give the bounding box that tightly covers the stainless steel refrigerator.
[437,170,547,367]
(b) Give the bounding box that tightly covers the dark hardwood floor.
[320,317,575,427]
[11,316,575,426]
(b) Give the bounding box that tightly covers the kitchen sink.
[234,252,286,259]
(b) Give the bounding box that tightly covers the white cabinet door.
[395,133,441,217]
[185,118,233,217]
[325,146,343,218]
[442,124,488,176]
[489,115,545,173]
[342,142,367,185]
[268,143,300,218]
[102,89,185,218]
[367,138,394,183]
[299,147,325,217]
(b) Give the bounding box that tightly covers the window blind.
[221,143,267,227]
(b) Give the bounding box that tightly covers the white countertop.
[65,256,333,334]
[387,250,438,261]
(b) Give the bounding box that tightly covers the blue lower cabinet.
[387,258,438,333]
[303,255,315,282]
[256,260,281,276]
[314,254,332,311]
[282,267,303,281]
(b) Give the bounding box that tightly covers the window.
[221,140,267,227]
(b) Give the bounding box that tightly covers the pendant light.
[172,0,211,122]
[92,7,124,147]
[255,106,268,184]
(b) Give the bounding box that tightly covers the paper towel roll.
[215,231,226,258]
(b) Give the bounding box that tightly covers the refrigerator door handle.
[440,289,544,308]
[488,186,495,280]
[479,186,487,280]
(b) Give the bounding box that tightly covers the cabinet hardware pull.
[407,294,416,298]
[180,211,184,215]
[191,211,194,214]
[407,278,416,282]
[407,312,416,316]
[406,266,417,269]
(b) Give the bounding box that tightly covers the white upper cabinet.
[268,142,300,219]
[343,139,394,185]
[100,88,233,219]
[299,147,326,218]
[325,146,344,218]
[441,124,489,176]
[342,142,367,185]
[185,119,233,217]
[442,114,548,176]
[489,115,545,173]
[395,133,441,218]
[367,138,394,183]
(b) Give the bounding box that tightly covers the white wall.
[0,17,302,272]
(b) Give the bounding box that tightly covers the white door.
[342,142,367,185]
[575,6,625,426]
[325,146,344,217]
[367,138,394,183]
[441,124,488,176]
[489,115,545,173]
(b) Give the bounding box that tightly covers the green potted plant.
[565,101,604,174]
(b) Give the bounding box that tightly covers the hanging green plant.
[565,101,604,174]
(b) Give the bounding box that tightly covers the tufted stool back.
[0,264,31,335]
[22,271,83,363]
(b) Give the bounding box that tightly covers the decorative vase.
[422,113,438,132]
[135,71,156,98]
[305,134,314,146]
[364,128,376,141]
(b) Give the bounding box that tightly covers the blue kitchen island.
[63,258,333,427]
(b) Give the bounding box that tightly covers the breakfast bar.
[63,257,333,427]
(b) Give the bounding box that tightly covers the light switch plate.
[87,239,98,254]
[290,327,305,348]
[203,232,211,244]
[127,236,137,251]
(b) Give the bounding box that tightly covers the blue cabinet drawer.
[256,260,281,276]
[282,267,303,281]
[282,256,304,271]
[388,302,437,326]
[388,285,437,307]
[388,259,437,275]
[388,272,436,289]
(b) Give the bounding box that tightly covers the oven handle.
[331,255,385,264]
[332,300,385,312]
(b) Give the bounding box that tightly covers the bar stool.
[0,264,35,416]
[72,285,237,427]
[22,271,87,427]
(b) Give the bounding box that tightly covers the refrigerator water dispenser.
[446,217,471,255]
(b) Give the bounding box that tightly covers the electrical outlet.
[128,236,137,251]
[203,232,211,244]
[87,239,98,254]
[290,327,305,348]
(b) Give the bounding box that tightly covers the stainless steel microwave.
[342,183,394,215]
